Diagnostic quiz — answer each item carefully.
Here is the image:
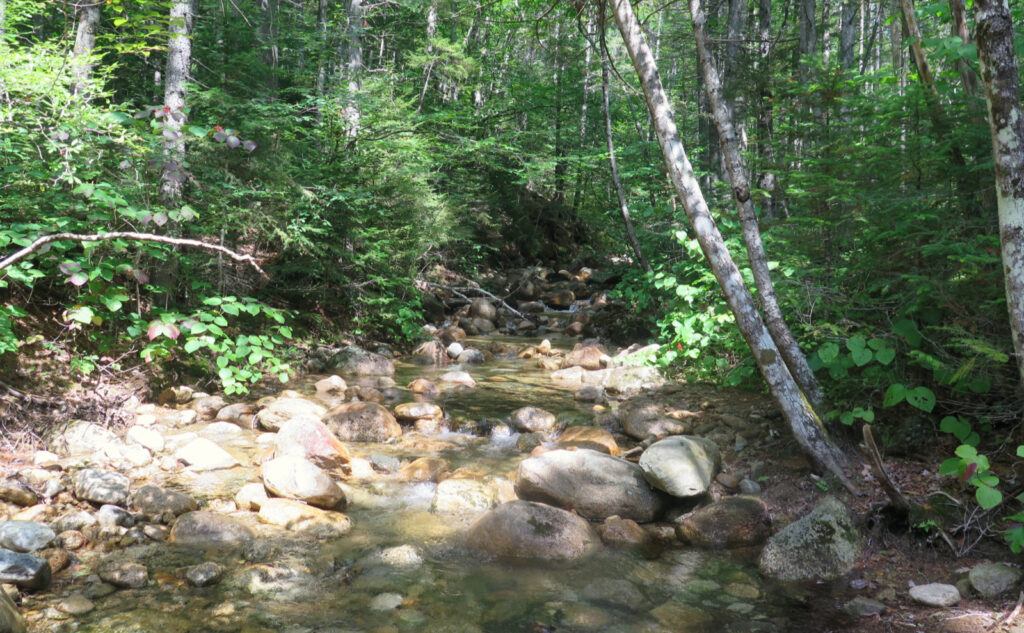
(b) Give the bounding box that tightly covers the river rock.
[96,505,134,527]
[174,438,240,471]
[0,481,38,508]
[158,385,193,405]
[331,346,395,376]
[255,398,326,432]
[643,437,718,498]
[516,449,665,522]
[466,500,597,561]
[555,426,619,456]
[398,457,450,482]
[184,562,225,587]
[843,596,887,617]
[457,348,486,364]
[909,583,960,607]
[257,498,352,538]
[324,402,402,443]
[550,366,586,388]
[262,456,345,509]
[509,406,560,437]
[191,395,226,420]
[432,474,500,514]
[315,375,348,395]
[394,402,444,421]
[407,378,440,398]
[50,421,121,456]
[562,343,610,371]
[675,496,772,549]
[970,563,1022,598]
[215,402,257,428]
[0,585,25,633]
[275,417,350,467]
[54,511,97,534]
[574,385,606,403]
[234,482,269,511]
[125,426,165,453]
[759,496,862,582]
[602,366,665,395]
[469,297,497,321]
[438,371,476,388]
[131,484,197,519]
[0,549,51,590]
[74,469,130,507]
[169,511,254,549]
[0,522,55,553]
[597,516,650,551]
[620,403,688,440]
[97,558,148,589]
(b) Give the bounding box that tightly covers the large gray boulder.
[74,468,130,507]
[331,347,395,376]
[638,436,720,498]
[261,456,345,510]
[0,522,56,553]
[516,449,666,522]
[466,500,598,561]
[759,496,862,582]
[169,511,254,549]
[323,402,402,443]
[0,549,51,590]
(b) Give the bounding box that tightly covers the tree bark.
[971,0,1024,391]
[71,2,101,97]
[690,0,825,407]
[343,0,363,139]
[161,0,192,203]
[611,0,852,488]
[948,0,980,97]
[600,20,650,273]
[756,0,783,219]
[839,2,858,71]
[798,0,816,72]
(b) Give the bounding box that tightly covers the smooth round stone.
[59,530,88,550]
[393,402,443,421]
[843,596,886,617]
[909,583,960,607]
[261,456,345,509]
[183,562,225,587]
[639,436,721,498]
[438,371,475,388]
[738,478,762,495]
[315,375,348,394]
[0,521,56,552]
[169,511,254,549]
[369,592,404,611]
[970,563,1022,599]
[0,481,38,507]
[0,549,51,590]
[74,469,131,507]
[256,498,352,538]
[131,485,198,518]
[56,593,95,615]
[96,505,134,528]
[174,438,240,471]
[234,483,269,511]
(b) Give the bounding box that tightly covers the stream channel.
[42,334,816,633]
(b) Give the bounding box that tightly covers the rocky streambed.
[0,327,962,633]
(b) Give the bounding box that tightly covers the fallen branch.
[421,281,527,320]
[0,232,267,277]
[987,590,1024,633]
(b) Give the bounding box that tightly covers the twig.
[422,281,526,320]
[0,232,267,277]
[986,591,1024,632]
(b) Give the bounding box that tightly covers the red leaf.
[962,462,978,483]
[147,322,162,341]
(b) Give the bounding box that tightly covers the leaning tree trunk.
[161,0,192,203]
[689,0,825,407]
[599,20,650,273]
[71,2,101,97]
[972,0,1024,392]
[610,0,853,488]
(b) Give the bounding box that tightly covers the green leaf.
[216,356,229,369]
[955,444,978,459]
[184,339,204,353]
[221,302,240,316]
[101,296,123,312]
[976,484,1003,510]
[939,457,962,476]
[906,386,936,412]
[846,336,867,353]
[840,411,855,425]
[892,318,922,347]
[874,347,896,365]
[850,347,873,366]
[883,383,906,407]
[1017,445,1024,459]
[818,342,840,364]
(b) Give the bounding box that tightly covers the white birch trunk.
[611,0,852,488]
[972,0,1024,391]
[161,0,192,203]
[72,3,101,97]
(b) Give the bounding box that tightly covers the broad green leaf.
[883,383,906,407]
[939,457,962,476]
[818,342,840,364]
[184,339,204,353]
[955,444,978,459]
[906,386,936,412]
[875,347,896,365]
[216,355,229,369]
[976,484,1003,510]
[892,318,922,347]
[850,347,872,366]
[846,336,866,353]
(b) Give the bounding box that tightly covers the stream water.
[38,335,818,633]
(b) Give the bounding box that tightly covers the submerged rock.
[257,498,352,538]
[509,406,560,437]
[758,496,861,582]
[97,558,148,589]
[324,402,402,443]
[184,561,225,587]
[169,511,254,549]
[516,449,665,522]
[638,436,721,498]
[466,500,598,561]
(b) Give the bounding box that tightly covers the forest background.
[2,0,1024,549]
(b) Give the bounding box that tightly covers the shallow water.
[41,336,815,633]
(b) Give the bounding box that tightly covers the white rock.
[126,426,165,452]
[909,583,960,607]
[174,438,240,471]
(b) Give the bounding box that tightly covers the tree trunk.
[690,0,825,407]
[72,3,101,97]
[799,0,816,72]
[600,20,650,273]
[756,0,784,219]
[611,0,852,488]
[971,0,1024,391]
[839,2,858,71]
[342,0,363,139]
[571,10,594,216]
[161,0,192,203]
[316,0,329,98]
[948,0,980,97]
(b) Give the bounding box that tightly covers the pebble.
[738,477,761,494]
[56,593,95,615]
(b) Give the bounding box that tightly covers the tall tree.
[161,0,192,203]
[689,0,825,406]
[971,0,1024,391]
[71,1,101,96]
[610,0,852,487]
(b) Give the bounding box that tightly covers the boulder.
[909,583,960,607]
[407,379,440,398]
[621,409,688,440]
[457,348,486,364]
[555,426,619,456]
[50,421,120,456]
[562,343,610,371]
[597,516,650,551]
[969,563,1022,599]
[234,482,270,511]
[601,366,665,395]
[0,480,38,507]
[331,346,395,376]
[0,522,55,553]
[393,402,444,422]
[215,402,258,428]
[516,449,665,522]
[255,398,325,432]
[275,417,350,468]
[398,457,450,482]
[466,500,597,561]
[675,496,772,549]
[0,588,25,633]
[257,498,352,538]
[469,298,497,321]
[184,562,225,587]
[130,485,198,519]
[759,496,862,582]
[74,469,130,507]
[509,406,560,437]
[323,402,402,443]
[174,438,240,471]
[438,371,476,388]
[125,426,165,453]
[314,375,348,395]
[262,456,345,509]
[169,511,254,549]
[432,472,504,515]
[638,436,721,498]
[0,549,50,590]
